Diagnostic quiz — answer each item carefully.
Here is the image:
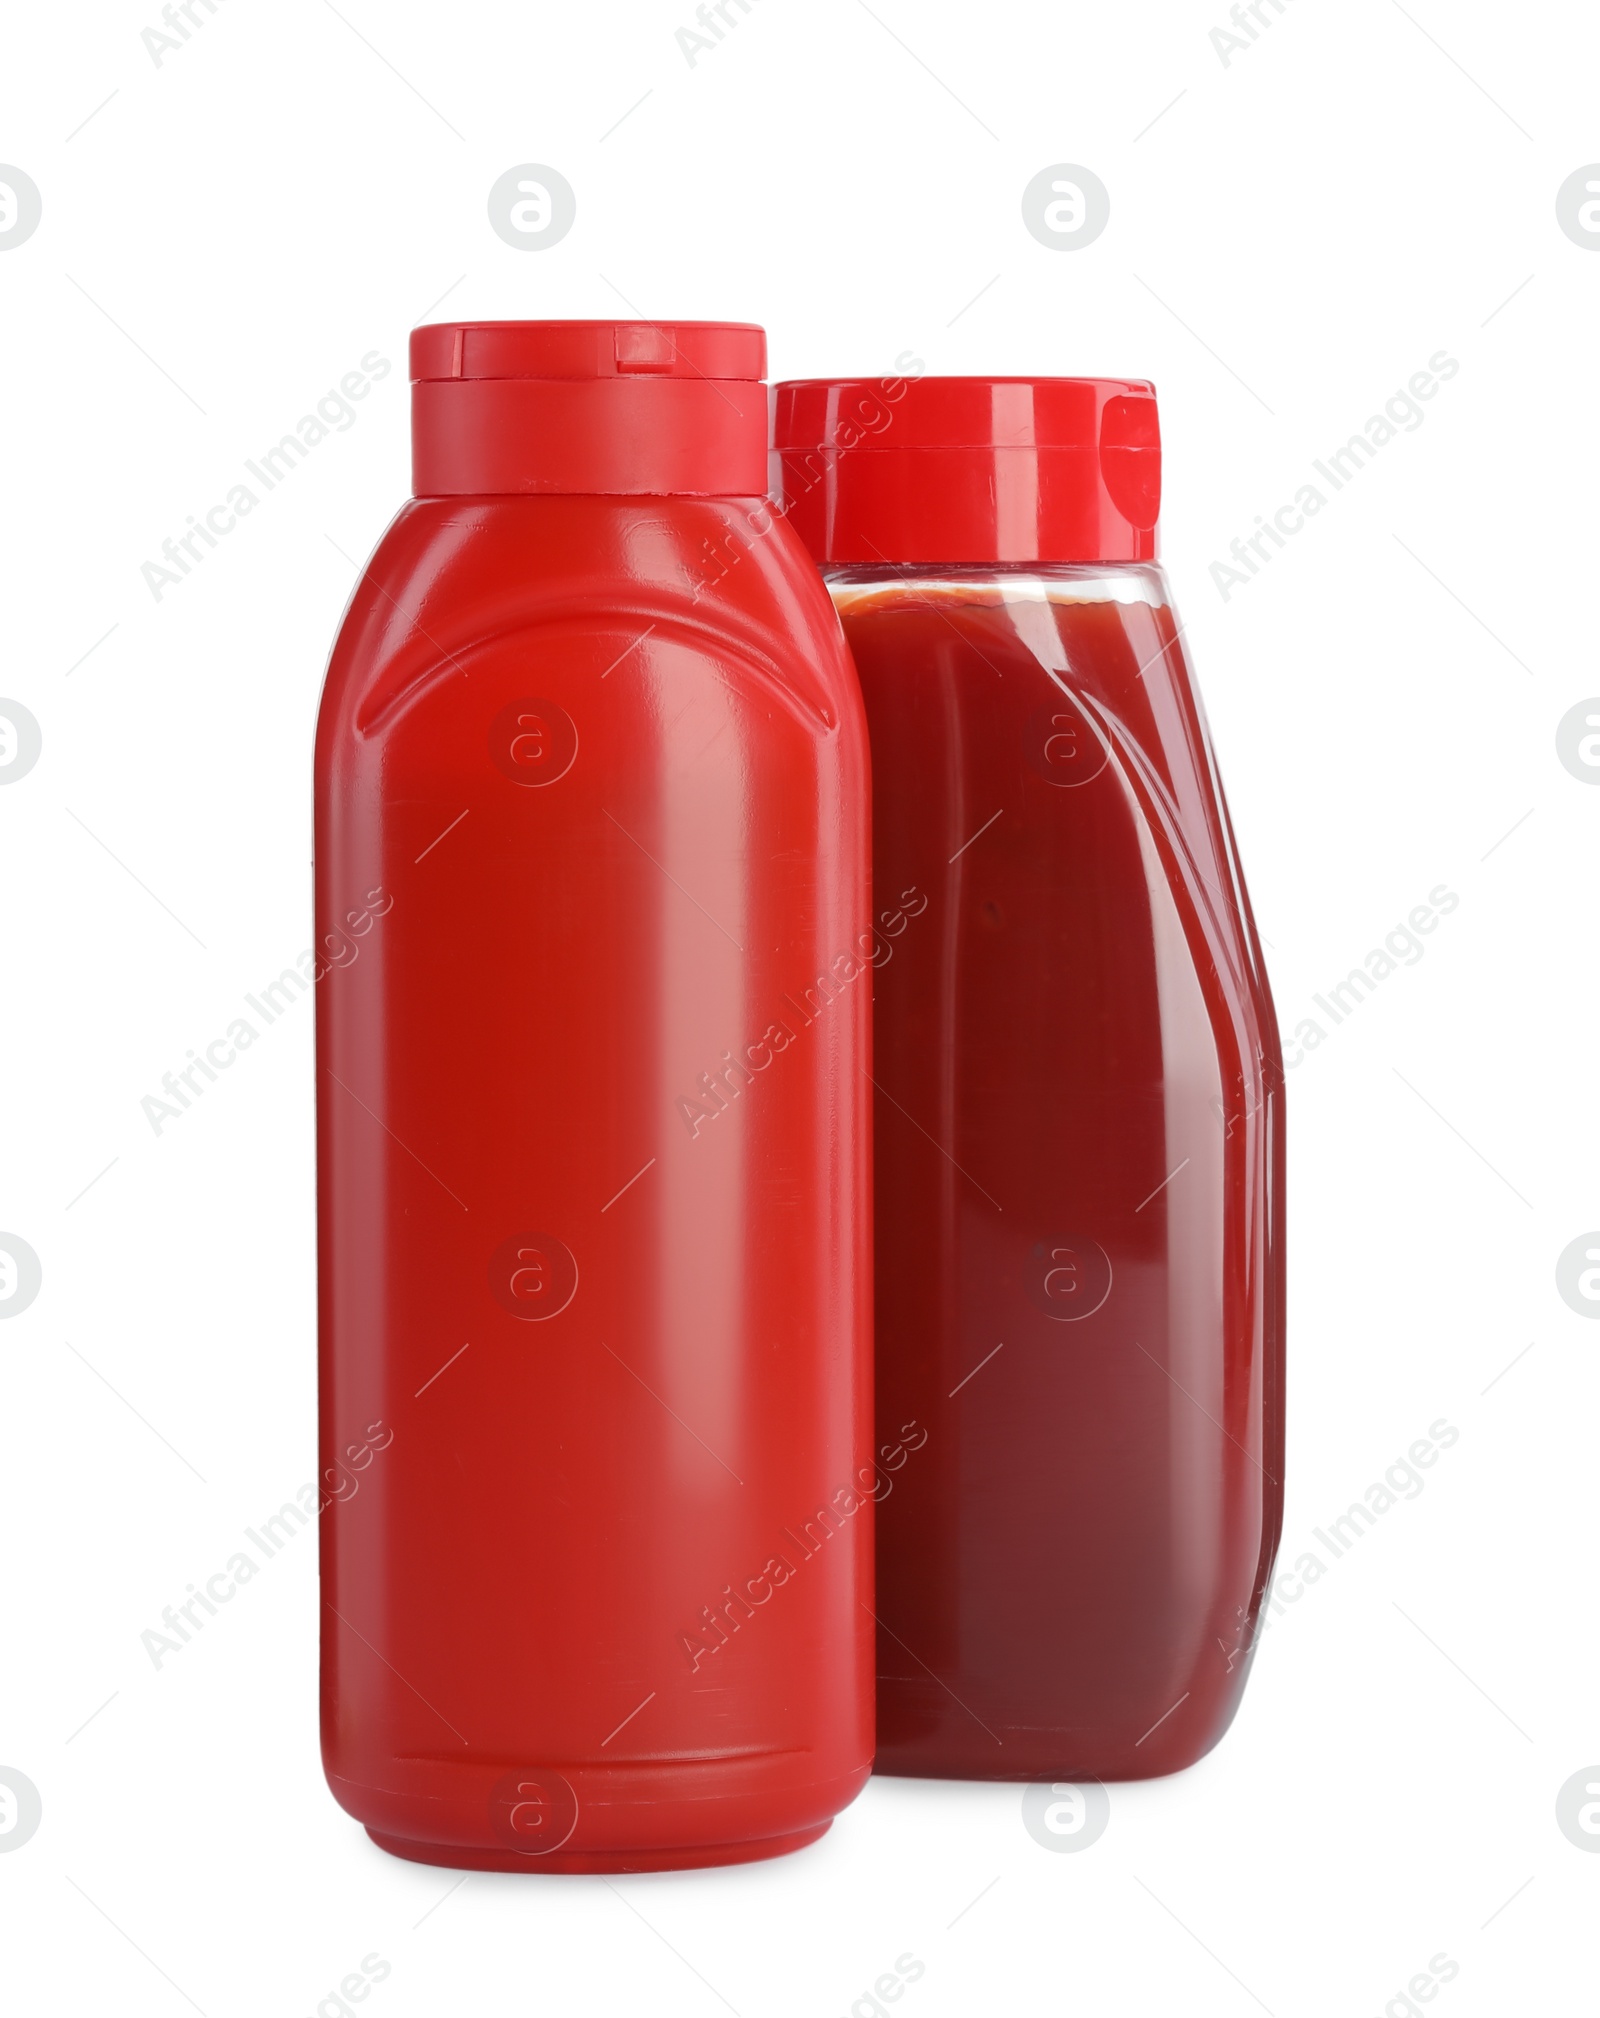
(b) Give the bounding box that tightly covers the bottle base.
[365,1820,831,1875]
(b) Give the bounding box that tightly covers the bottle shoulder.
[316,496,860,754]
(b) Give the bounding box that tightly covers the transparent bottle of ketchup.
[775,376,1284,1779]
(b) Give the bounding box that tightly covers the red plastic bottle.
[775,375,1285,1780]
[316,322,873,1871]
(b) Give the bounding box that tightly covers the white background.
[2,1,1596,2012]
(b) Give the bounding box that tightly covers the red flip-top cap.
[412,320,768,497]
[772,376,1161,564]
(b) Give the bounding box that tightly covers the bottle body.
[315,495,874,1870]
[830,562,1284,1780]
